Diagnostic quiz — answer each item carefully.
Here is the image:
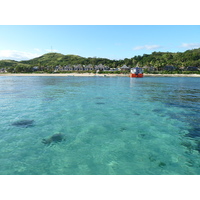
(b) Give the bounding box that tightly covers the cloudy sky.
[0,25,200,61]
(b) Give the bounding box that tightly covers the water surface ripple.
[0,76,200,174]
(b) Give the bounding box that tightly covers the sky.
[0,25,200,61]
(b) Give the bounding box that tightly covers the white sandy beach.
[0,73,128,77]
[0,73,200,77]
[144,74,200,77]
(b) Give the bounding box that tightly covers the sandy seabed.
[0,73,200,77]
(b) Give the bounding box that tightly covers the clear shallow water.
[0,76,200,175]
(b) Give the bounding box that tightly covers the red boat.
[130,67,143,78]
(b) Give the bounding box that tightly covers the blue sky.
[0,25,200,61]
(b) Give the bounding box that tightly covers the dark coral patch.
[12,120,35,128]
[158,162,166,168]
[42,133,65,146]
[96,102,105,105]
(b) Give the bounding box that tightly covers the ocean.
[0,76,200,175]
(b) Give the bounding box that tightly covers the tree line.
[1,48,200,73]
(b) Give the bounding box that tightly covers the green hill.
[0,60,18,68]
[20,52,113,67]
[20,53,66,66]
[0,48,200,73]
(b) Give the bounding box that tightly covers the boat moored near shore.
[130,67,143,78]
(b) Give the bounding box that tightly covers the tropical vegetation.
[1,48,200,73]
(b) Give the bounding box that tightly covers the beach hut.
[54,65,60,72]
[164,65,176,71]
[74,64,84,71]
[63,65,74,71]
[84,64,94,71]
[94,64,109,71]
[186,66,199,71]
[0,68,7,73]
[33,66,39,71]
[120,65,130,71]
[109,68,118,72]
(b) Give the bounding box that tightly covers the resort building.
[164,65,176,71]
[120,65,130,71]
[0,68,7,73]
[94,64,110,71]
[73,64,84,71]
[84,64,94,71]
[63,65,74,71]
[186,66,199,71]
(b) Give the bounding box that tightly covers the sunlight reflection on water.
[0,76,200,174]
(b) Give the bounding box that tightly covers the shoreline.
[0,73,128,77]
[0,73,200,77]
[144,74,200,77]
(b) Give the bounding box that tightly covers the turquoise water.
[0,76,200,175]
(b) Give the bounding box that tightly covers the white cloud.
[34,48,41,52]
[133,45,162,50]
[180,43,200,49]
[0,50,41,61]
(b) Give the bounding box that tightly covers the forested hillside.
[1,48,200,73]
